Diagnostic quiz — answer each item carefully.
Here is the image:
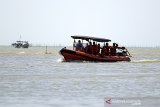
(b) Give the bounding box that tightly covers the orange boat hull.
[60,48,131,62]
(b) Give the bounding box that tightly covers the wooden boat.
[60,35,131,62]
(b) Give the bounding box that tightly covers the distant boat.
[12,41,29,48]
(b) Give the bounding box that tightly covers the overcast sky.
[0,0,160,46]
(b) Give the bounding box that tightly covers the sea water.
[0,46,160,107]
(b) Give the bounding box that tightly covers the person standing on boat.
[84,43,88,53]
[101,43,110,56]
[92,42,97,55]
[87,42,93,54]
[110,43,117,56]
[105,43,110,56]
[76,40,84,51]
[97,43,101,55]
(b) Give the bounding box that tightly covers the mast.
[19,34,21,41]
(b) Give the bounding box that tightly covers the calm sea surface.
[0,46,160,107]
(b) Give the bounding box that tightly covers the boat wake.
[17,51,25,54]
[131,59,160,63]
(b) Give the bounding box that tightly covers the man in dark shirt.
[76,40,84,51]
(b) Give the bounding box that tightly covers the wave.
[57,58,65,62]
[131,59,160,63]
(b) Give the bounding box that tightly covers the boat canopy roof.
[71,35,111,42]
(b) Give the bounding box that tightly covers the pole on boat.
[73,39,76,50]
